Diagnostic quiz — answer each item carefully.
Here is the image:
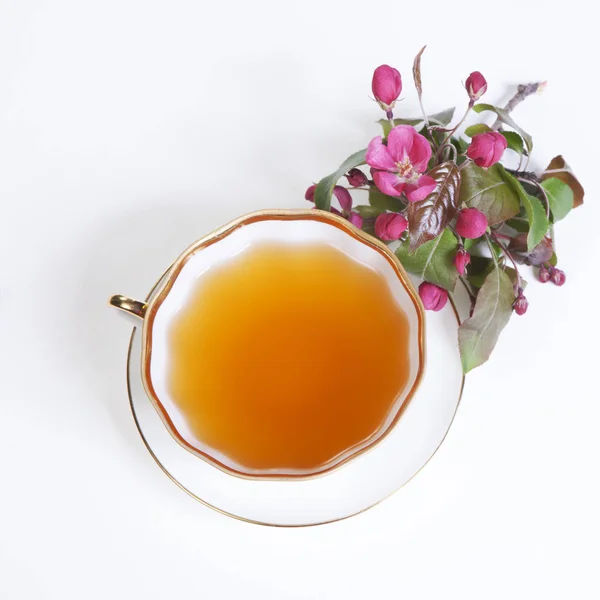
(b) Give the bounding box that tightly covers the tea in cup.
[111,210,425,479]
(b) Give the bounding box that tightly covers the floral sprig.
[306,48,584,373]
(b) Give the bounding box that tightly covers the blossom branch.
[437,102,472,161]
[491,232,522,289]
[492,81,547,130]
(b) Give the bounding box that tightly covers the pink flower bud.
[550,267,566,286]
[345,168,369,188]
[538,265,551,283]
[305,184,316,202]
[374,212,408,241]
[418,282,448,312]
[455,208,488,239]
[454,247,471,275]
[333,185,353,213]
[466,132,507,168]
[465,71,487,101]
[372,65,402,109]
[347,211,364,229]
[513,289,528,316]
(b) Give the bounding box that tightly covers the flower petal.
[366,136,396,171]
[408,131,433,172]
[386,125,415,163]
[375,213,407,241]
[373,170,405,197]
[405,174,437,202]
[333,186,353,212]
[347,211,364,229]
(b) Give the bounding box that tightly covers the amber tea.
[165,242,412,477]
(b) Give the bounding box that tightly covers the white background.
[1,1,599,598]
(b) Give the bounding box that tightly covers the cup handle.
[109,295,147,320]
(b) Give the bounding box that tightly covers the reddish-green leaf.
[407,162,461,250]
[413,46,426,100]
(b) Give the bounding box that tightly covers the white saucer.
[125,274,464,527]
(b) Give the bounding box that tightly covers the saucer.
[126,274,464,526]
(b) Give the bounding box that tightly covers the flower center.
[395,158,417,182]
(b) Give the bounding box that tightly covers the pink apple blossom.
[454,247,471,275]
[345,168,368,188]
[465,71,487,101]
[513,290,528,315]
[550,267,566,286]
[467,132,507,168]
[305,184,352,212]
[347,211,364,229]
[366,125,437,202]
[372,65,402,109]
[418,282,448,312]
[374,212,408,241]
[305,184,362,228]
[455,208,488,239]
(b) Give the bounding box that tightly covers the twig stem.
[491,233,522,289]
[437,102,472,160]
[491,81,546,130]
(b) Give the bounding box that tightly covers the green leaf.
[500,131,524,155]
[462,237,479,252]
[368,188,406,212]
[313,149,367,211]
[451,137,470,165]
[506,217,529,232]
[472,103,533,152]
[505,268,526,290]
[465,256,493,288]
[395,229,458,291]
[352,205,384,219]
[458,266,515,373]
[467,259,524,290]
[541,177,574,221]
[453,136,470,153]
[541,155,584,208]
[459,163,520,225]
[464,124,491,137]
[501,171,549,251]
[523,193,549,250]
[428,107,456,126]
[407,162,462,250]
[378,107,455,137]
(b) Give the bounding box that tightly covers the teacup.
[110,209,425,479]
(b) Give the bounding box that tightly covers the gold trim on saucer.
[114,209,427,481]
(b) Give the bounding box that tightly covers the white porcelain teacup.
[111,209,425,480]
